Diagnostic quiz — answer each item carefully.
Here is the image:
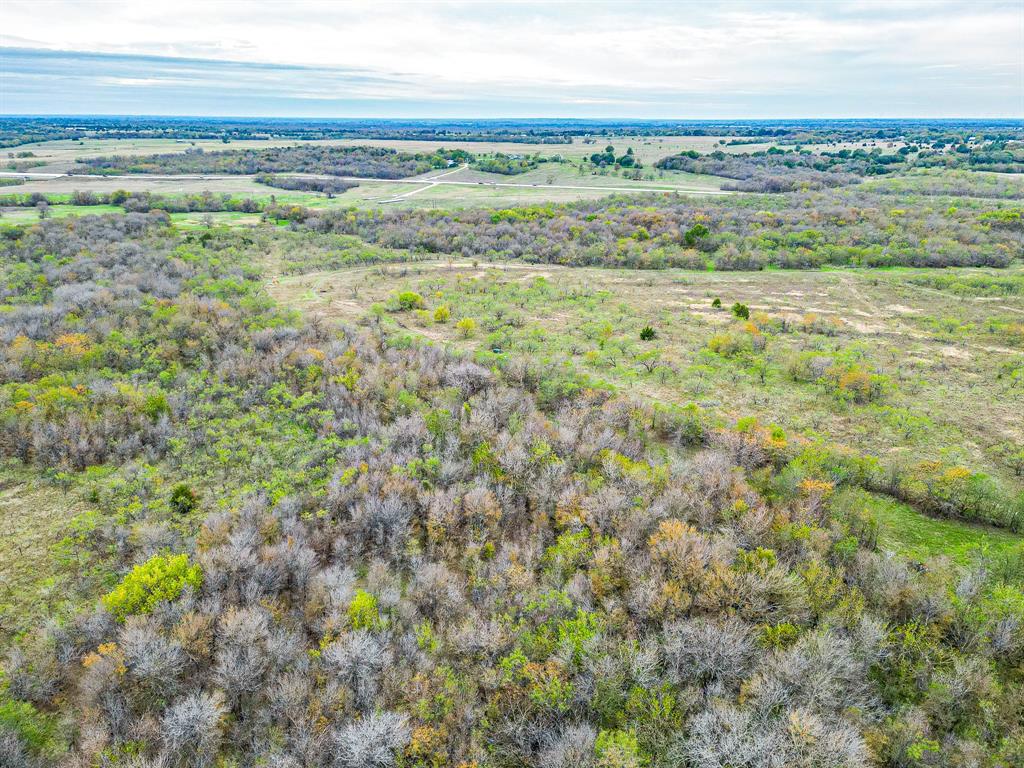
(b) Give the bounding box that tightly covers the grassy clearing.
[834,487,1023,569]
[267,260,1024,494]
[0,204,124,222]
[0,206,264,227]
[168,210,265,227]
[0,465,90,640]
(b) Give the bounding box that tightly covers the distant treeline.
[657,144,1024,191]
[73,145,564,178]
[289,189,1021,270]
[74,146,471,179]
[4,116,1022,148]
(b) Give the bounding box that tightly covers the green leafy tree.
[397,291,425,310]
[348,589,383,630]
[169,482,198,515]
[103,553,202,620]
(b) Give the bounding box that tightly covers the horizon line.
[3,114,1023,123]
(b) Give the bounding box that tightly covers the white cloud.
[1,0,1020,116]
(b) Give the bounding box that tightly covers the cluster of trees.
[656,150,865,192]
[1,214,1022,767]
[472,153,549,175]
[254,174,359,195]
[588,146,641,169]
[658,143,1024,192]
[294,190,1021,270]
[74,146,470,179]
[915,143,1024,174]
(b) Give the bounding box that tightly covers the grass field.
[266,258,1024,491]
[833,488,1023,570]
[0,465,91,641]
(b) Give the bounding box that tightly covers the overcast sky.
[1,0,1022,118]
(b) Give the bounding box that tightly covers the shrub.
[595,729,647,768]
[828,364,887,403]
[0,699,63,757]
[347,589,382,631]
[711,297,722,308]
[707,332,747,357]
[731,302,750,319]
[103,553,202,620]
[759,622,800,649]
[639,326,657,341]
[684,223,710,247]
[455,317,477,338]
[332,711,411,768]
[396,291,425,310]
[433,304,451,323]
[142,391,170,419]
[170,482,198,515]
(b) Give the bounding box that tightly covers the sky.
[1,0,1022,118]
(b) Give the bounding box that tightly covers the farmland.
[2,134,798,174]
[3,132,908,211]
